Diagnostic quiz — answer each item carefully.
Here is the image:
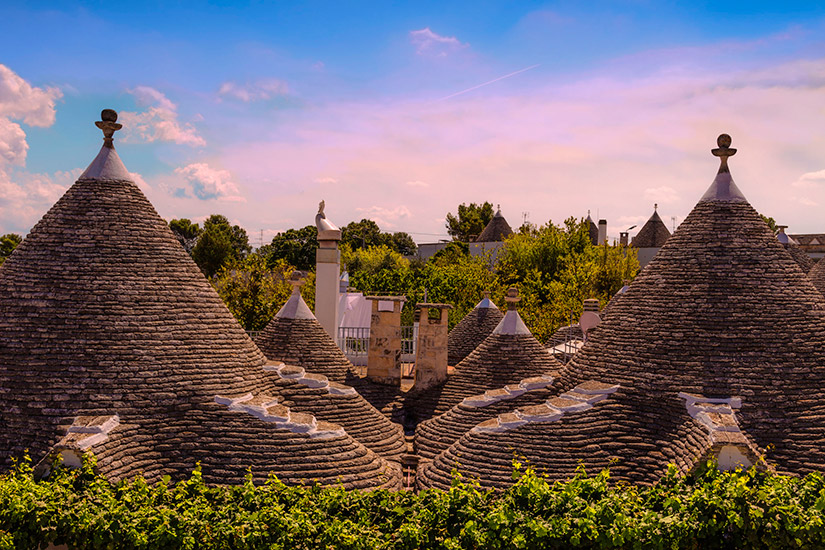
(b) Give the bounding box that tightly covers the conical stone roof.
[446,292,504,365]
[809,257,825,297]
[777,227,815,273]
[631,206,671,248]
[0,110,399,489]
[408,289,562,421]
[475,207,513,242]
[418,134,825,489]
[256,284,351,383]
[255,284,406,462]
[586,212,599,245]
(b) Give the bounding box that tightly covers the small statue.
[315,199,339,233]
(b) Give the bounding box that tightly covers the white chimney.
[314,200,341,339]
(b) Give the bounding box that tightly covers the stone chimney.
[315,200,341,339]
[583,298,600,313]
[414,303,452,391]
[619,231,629,247]
[598,219,607,245]
[365,296,406,385]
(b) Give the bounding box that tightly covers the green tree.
[430,241,469,265]
[342,244,413,296]
[341,219,417,256]
[445,202,494,242]
[341,219,384,250]
[168,218,201,253]
[191,215,251,277]
[409,251,502,329]
[212,254,301,331]
[389,231,417,256]
[760,214,778,233]
[495,217,638,341]
[262,225,318,271]
[0,234,22,266]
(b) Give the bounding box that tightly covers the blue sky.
[2,1,825,243]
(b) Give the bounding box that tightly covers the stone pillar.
[315,201,341,339]
[366,296,406,385]
[414,303,452,391]
[598,219,607,245]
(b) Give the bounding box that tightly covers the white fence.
[337,326,417,366]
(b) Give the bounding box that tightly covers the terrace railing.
[337,325,418,366]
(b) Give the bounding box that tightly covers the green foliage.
[262,225,318,271]
[407,251,502,329]
[342,244,413,297]
[760,214,778,233]
[169,218,202,253]
[339,216,638,341]
[445,201,494,242]
[341,219,417,256]
[0,233,22,266]
[212,255,299,331]
[495,218,638,341]
[4,455,825,549]
[388,231,417,257]
[191,215,251,277]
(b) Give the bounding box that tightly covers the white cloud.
[0,65,65,234]
[0,64,62,127]
[792,169,825,189]
[0,117,27,167]
[174,163,245,202]
[643,186,679,204]
[0,169,78,234]
[405,180,429,188]
[120,86,205,146]
[0,65,62,169]
[314,176,338,184]
[218,79,289,102]
[128,170,151,193]
[355,205,412,229]
[409,28,468,57]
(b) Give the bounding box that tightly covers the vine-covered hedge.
[2,455,825,549]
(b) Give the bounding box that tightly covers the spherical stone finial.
[101,109,118,122]
[717,133,732,148]
[95,108,123,149]
[711,132,737,174]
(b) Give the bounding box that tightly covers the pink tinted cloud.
[214,51,825,242]
[409,28,468,57]
[218,79,290,102]
[120,87,206,146]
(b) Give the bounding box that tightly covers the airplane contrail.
[437,64,541,101]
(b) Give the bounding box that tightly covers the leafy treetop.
[446,202,494,242]
[0,234,22,266]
